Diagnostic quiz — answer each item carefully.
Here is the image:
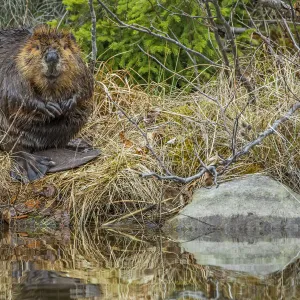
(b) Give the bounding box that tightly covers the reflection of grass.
[0,228,300,299]
[0,52,299,224]
[70,229,300,300]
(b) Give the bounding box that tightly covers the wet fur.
[0,25,94,152]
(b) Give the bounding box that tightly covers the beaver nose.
[45,50,59,64]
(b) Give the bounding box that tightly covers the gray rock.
[163,174,300,275]
[164,174,300,239]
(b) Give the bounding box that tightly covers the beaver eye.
[35,45,40,50]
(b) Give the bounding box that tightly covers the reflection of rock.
[164,174,300,275]
[181,237,300,275]
[13,270,101,299]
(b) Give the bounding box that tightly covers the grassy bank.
[0,52,299,226]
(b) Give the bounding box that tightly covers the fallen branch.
[142,165,218,184]
[142,102,300,183]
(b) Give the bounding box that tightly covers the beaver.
[0,25,94,182]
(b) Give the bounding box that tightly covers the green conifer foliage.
[52,0,255,86]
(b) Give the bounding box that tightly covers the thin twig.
[88,0,97,71]
[137,45,218,103]
[286,0,300,45]
[210,0,256,103]
[142,102,300,183]
[56,10,68,29]
[203,0,230,77]
[282,17,300,52]
[101,204,156,227]
[98,82,172,175]
[169,27,202,89]
[221,102,300,170]
[101,197,174,227]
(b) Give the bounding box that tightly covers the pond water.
[0,226,299,300]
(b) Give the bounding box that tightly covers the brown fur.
[0,25,94,152]
[16,25,84,98]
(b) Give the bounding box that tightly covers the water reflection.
[13,269,100,300]
[0,226,299,299]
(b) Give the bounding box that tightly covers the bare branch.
[142,102,300,183]
[88,0,97,71]
[210,0,256,103]
[219,26,248,34]
[282,17,300,52]
[203,0,230,76]
[258,0,290,12]
[99,83,221,186]
[222,102,300,168]
[142,165,217,184]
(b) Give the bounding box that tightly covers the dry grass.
[0,51,299,225]
[0,0,65,28]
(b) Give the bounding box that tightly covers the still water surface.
[0,227,299,300]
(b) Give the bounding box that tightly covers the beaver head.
[16,25,84,97]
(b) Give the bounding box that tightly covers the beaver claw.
[45,102,63,117]
[61,96,77,113]
[10,152,56,183]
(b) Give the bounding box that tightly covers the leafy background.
[49,0,259,86]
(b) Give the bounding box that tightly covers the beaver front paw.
[45,101,63,117]
[10,152,56,183]
[35,101,63,118]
